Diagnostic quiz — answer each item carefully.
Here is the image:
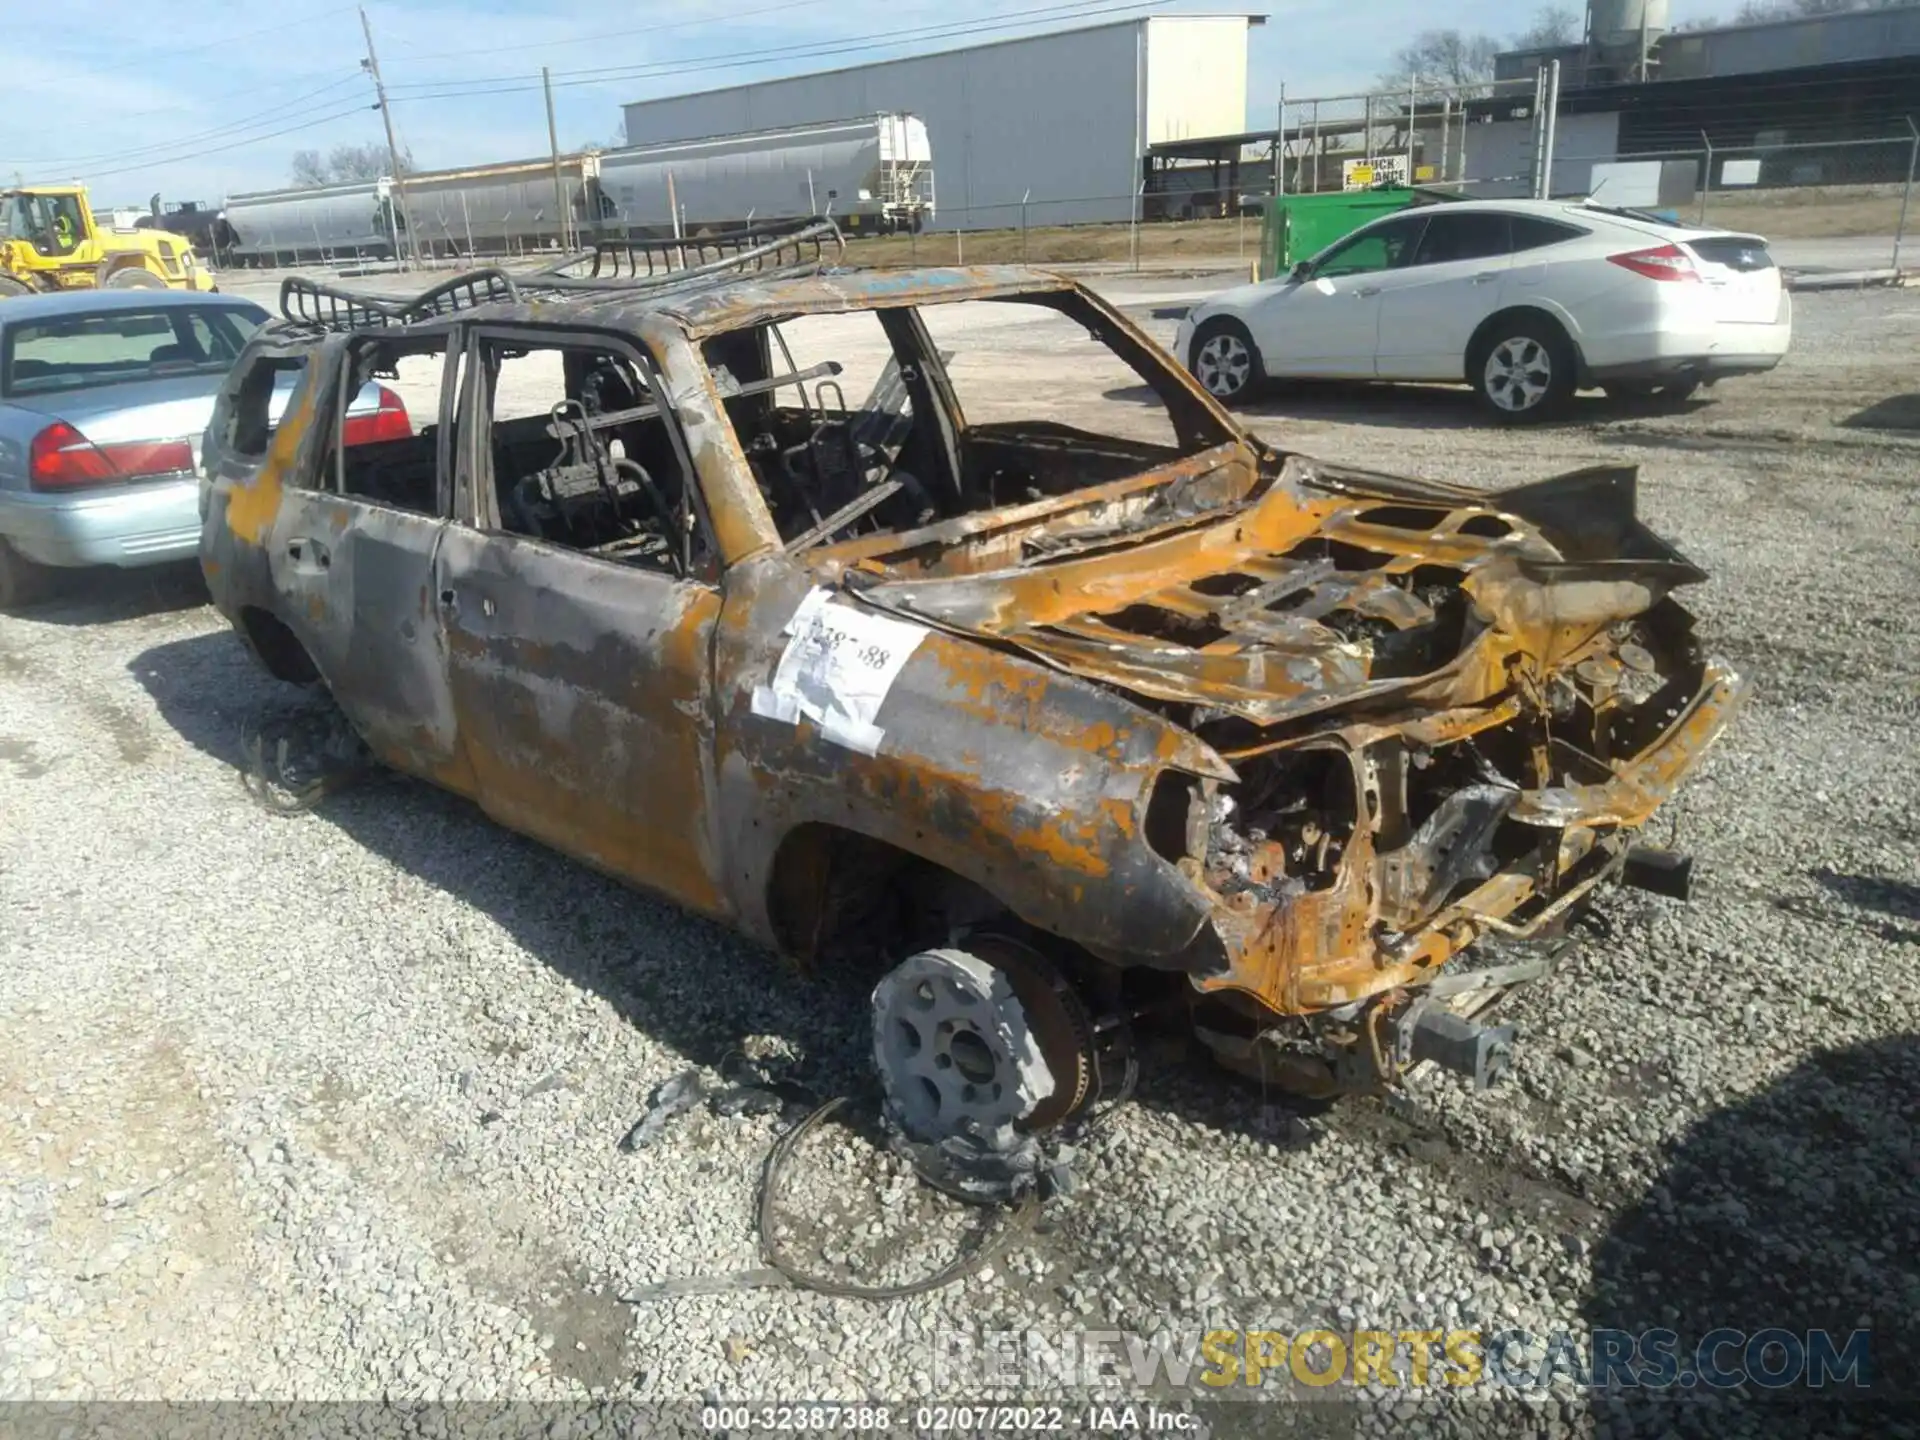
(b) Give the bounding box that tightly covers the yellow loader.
[1,183,218,297]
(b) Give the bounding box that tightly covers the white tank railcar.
[597,114,933,236]
[222,178,393,267]
[219,113,933,267]
[399,155,601,260]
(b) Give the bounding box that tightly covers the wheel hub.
[1484,337,1552,412]
[870,938,1099,1197]
[1196,333,1251,397]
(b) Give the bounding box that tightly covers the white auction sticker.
[750,587,929,756]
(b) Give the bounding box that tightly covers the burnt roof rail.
[279,268,522,329]
[524,216,845,294]
[272,217,845,333]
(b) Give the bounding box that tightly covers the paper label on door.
[751,587,928,757]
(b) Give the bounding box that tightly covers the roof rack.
[529,216,844,292]
[280,268,522,330]
[276,216,844,331]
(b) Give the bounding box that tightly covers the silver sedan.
[0,289,270,608]
[0,288,410,609]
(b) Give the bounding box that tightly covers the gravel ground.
[0,279,1915,1435]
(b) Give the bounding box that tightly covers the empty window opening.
[482,338,711,579]
[226,355,310,461]
[339,335,446,515]
[704,293,1239,558]
[707,310,942,552]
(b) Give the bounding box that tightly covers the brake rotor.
[969,935,1097,1132]
[870,936,1100,1166]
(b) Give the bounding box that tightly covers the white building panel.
[622,17,1255,230]
[1461,111,1623,198]
[1144,17,1250,144]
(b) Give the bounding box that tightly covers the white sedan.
[1175,198,1791,421]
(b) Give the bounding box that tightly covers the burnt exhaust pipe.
[1396,1004,1517,1090]
[1622,845,1693,902]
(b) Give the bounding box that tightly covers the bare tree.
[290,149,329,187]
[327,143,403,182]
[288,141,413,187]
[1378,29,1503,91]
[1513,6,1581,47]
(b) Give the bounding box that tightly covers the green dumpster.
[1254,187,1424,281]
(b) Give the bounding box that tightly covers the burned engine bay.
[839,451,1747,1099]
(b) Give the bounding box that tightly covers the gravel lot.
[1,275,1916,1433]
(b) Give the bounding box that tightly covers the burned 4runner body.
[200,228,1743,1176]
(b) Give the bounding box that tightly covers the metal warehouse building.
[621,15,1261,230]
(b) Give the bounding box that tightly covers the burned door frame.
[261,330,469,783]
[432,319,733,919]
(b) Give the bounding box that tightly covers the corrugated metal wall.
[1460,112,1623,198]
[621,19,1250,230]
[1660,4,1920,80]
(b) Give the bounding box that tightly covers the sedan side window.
[1314,216,1428,278]
[1510,216,1590,252]
[1412,212,1513,266]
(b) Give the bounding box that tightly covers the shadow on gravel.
[15,560,208,627]
[1811,869,1920,924]
[127,630,1357,1163]
[1582,1033,1919,1437]
[1103,380,1651,431]
[126,629,886,1111]
[1841,394,1920,431]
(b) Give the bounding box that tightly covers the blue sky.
[2,0,1728,206]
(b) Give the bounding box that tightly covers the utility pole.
[543,67,569,251]
[1273,84,1286,198]
[360,5,414,269]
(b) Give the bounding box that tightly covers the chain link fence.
[1451,130,1920,270]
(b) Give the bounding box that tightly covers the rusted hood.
[855,462,1706,728]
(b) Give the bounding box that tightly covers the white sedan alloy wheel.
[1482,335,1555,413]
[1195,330,1254,399]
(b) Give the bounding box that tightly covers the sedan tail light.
[1607,244,1700,282]
[29,422,194,491]
[342,385,411,447]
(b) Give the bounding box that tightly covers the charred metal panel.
[710,556,1224,964]
[435,525,729,919]
[263,496,462,780]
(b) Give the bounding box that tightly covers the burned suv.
[200,221,1743,1182]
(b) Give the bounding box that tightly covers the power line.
[10,75,366,169]
[386,0,802,66]
[392,0,1160,93]
[77,70,360,126]
[40,4,357,77]
[60,104,378,185]
[386,0,1176,101]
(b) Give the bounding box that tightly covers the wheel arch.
[1465,304,1588,383]
[94,254,156,284]
[237,605,320,686]
[763,820,1008,968]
